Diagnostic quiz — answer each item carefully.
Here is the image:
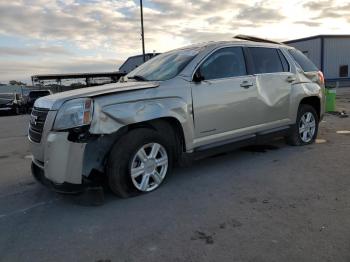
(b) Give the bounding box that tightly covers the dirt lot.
[0,89,349,262]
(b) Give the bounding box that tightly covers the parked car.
[25,90,51,112]
[0,93,25,114]
[29,37,325,197]
[118,53,160,74]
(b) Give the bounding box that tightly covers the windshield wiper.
[128,75,148,81]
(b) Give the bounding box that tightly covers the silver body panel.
[29,40,325,185]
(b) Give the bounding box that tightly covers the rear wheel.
[107,127,174,198]
[286,104,319,146]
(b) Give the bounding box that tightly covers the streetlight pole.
[140,0,146,62]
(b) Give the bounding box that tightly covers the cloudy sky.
[0,0,350,84]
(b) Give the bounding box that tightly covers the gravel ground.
[0,88,349,262]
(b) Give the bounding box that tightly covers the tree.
[9,80,26,86]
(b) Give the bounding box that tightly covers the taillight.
[317,71,325,85]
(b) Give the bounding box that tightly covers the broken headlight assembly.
[53,98,93,131]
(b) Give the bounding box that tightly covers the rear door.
[191,46,259,142]
[248,47,295,125]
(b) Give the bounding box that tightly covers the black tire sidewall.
[107,128,174,198]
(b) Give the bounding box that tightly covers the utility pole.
[140,0,146,62]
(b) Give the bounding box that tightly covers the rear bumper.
[31,160,86,194]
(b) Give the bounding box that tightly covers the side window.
[200,47,247,80]
[249,47,284,74]
[288,49,318,72]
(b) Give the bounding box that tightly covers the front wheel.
[107,128,174,198]
[286,104,319,146]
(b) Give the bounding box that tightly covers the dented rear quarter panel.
[281,47,325,121]
[290,80,325,121]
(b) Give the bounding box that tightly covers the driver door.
[191,47,259,145]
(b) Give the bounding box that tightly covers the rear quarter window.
[288,49,318,72]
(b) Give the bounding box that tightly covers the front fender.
[89,97,195,151]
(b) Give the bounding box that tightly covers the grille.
[29,107,49,143]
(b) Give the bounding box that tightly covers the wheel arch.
[83,117,187,177]
[299,96,321,119]
[120,117,186,151]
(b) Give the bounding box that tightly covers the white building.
[285,35,350,87]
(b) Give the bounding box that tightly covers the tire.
[11,106,19,115]
[286,104,319,146]
[107,127,174,198]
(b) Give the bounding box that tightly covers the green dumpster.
[325,87,336,112]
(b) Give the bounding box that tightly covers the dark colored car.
[118,53,160,74]
[0,93,25,114]
[25,90,51,111]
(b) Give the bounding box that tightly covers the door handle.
[286,75,296,83]
[240,81,253,88]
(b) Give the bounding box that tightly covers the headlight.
[53,98,93,131]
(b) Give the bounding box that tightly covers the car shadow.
[0,111,14,117]
[59,139,288,207]
[0,111,29,117]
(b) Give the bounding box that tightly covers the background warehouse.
[285,35,350,87]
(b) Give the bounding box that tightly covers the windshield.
[127,48,200,81]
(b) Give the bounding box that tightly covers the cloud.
[0,1,141,51]
[0,0,350,83]
[236,3,285,23]
[303,0,333,10]
[0,46,73,56]
[303,0,350,20]
[0,0,284,52]
[294,21,321,27]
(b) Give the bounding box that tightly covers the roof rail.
[234,35,284,45]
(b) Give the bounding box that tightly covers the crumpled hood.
[34,81,159,110]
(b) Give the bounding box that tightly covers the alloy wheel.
[130,143,168,192]
[299,112,316,143]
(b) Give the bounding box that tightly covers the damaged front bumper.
[31,159,86,194]
[30,131,89,193]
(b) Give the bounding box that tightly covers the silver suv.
[29,36,325,197]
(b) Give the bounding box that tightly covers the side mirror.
[193,68,204,83]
